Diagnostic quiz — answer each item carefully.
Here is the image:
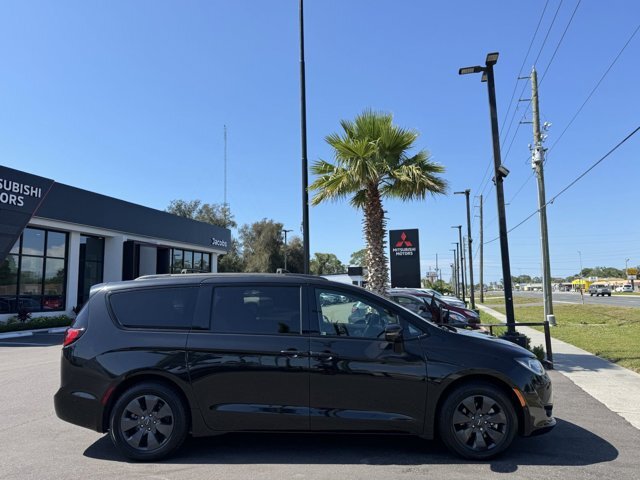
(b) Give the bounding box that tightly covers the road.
[513,291,640,308]
[1,333,640,479]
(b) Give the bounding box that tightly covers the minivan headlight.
[515,357,545,375]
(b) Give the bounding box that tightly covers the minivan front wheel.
[438,382,517,460]
[109,382,188,461]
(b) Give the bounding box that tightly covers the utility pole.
[530,66,556,326]
[456,189,475,309]
[299,0,310,274]
[436,253,439,282]
[282,229,293,271]
[452,226,466,303]
[478,194,484,303]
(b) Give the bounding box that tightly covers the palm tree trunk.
[363,183,389,295]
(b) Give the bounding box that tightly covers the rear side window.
[212,286,301,335]
[110,287,198,329]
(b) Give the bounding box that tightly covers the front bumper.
[519,370,556,436]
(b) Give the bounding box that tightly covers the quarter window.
[110,287,198,329]
[211,286,301,335]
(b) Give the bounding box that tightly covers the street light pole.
[456,189,475,309]
[299,0,310,274]
[451,243,460,298]
[282,229,293,271]
[459,52,518,336]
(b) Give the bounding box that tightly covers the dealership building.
[0,166,230,320]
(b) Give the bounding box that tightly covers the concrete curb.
[0,326,69,340]
[478,303,640,431]
[0,331,33,340]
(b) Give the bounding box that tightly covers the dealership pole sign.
[389,229,421,288]
[0,166,54,262]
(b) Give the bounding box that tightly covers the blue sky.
[1,0,638,281]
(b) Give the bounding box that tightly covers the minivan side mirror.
[384,324,403,342]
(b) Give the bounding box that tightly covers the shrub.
[0,315,73,333]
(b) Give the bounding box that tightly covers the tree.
[310,253,346,275]
[283,237,305,273]
[218,239,244,273]
[310,110,447,295]
[239,219,284,273]
[349,248,366,266]
[167,199,240,271]
[167,199,236,229]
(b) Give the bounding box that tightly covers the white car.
[622,284,634,293]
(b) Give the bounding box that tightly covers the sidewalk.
[478,303,640,431]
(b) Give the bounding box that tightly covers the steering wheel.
[363,312,384,338]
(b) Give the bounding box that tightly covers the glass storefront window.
[19,257,44,295]
[0,228,67,314]
[46,231,67,258]
[77,235,104,307]
[183,251,193,270]
[170,249,211,273]
[22,228,45,256]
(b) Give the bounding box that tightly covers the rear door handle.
[279,350,308,358]
[310,351,335,361]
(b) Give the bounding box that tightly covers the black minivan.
[54,273,555,461]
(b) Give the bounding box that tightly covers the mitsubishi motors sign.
[0,166,54,262]
[389,229,421,287]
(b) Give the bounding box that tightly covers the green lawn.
[486,303,640,373]
[481,295,540,306]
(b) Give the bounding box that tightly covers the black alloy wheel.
[438,382,517,460]
[109,382,188,461]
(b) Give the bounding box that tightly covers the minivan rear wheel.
[109,382,188,461]
[438,382,517,460]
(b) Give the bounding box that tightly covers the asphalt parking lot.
[2,333,640,480]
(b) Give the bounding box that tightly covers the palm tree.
[310,109,447,295]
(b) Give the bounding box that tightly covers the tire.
[438,381,518,460]
[109,382,188,461]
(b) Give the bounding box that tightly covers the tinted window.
[110,287,197,329]
[316,289,400,339]
[212,286,300,335]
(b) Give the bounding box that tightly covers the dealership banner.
[0,166,54,262]
[389,229,421,287]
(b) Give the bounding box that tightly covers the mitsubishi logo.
[395,232,413,247]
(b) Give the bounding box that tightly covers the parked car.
[622,284,634,293]
[588,284,611,297]
[55,273,555,461]
[389,288,480,325]
[387,291,479,330]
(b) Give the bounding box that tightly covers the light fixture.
[458,66,484,75]
[485,52,499,65]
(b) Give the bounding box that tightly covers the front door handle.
[310,351,335,361]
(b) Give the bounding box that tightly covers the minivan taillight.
[63,327,85,347]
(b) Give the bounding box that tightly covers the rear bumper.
[54,387,106,433]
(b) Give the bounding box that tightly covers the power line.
[547,21,640,155]
[484,125,640,245]
[473,1,550,200]
[532,0,564,66]
[506,17,637,207]
[539,0,582,85]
